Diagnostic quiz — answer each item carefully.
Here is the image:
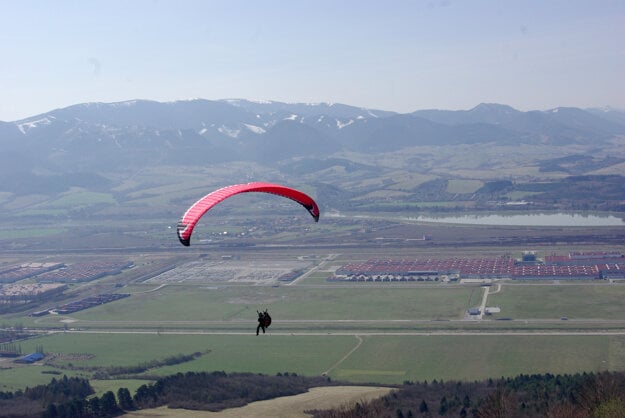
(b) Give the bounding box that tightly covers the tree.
[88,396,100,416]
[475,387,518,418]
[55,404,67,418]
[117,387,134,410]
[419,399,429,413]
[69,398,87,416]
[43,403,58,418]
[100,391,119,416]
[438,396,448,415]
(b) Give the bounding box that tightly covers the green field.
[29,284,481,329]
[488,284,625,319]
[5,332,625,393]
[6,247,625,398]
[446,179,484,194]
[335,334,625,383]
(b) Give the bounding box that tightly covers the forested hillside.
[2,370,625,417]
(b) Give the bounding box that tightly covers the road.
[20,312,625,338]
[287,253,338,286]
[23,328,625,337]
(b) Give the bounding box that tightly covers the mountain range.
[2,100,625,169]
[1,99,624,205]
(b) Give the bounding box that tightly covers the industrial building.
[332,251,625,282]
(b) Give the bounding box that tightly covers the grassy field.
[6,246,625,399]
[488,284,625,319]
[42,190,117,208]
[6,332,625,393]
[5,333,357,392]
[0,363,88,392]
[335,334,624,383]
[446,179,484,194]
[29,284,481,329]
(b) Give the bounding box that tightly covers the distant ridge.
[0,99,623,175]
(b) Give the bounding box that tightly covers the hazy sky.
[1,0,624,121]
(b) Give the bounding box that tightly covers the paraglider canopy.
[177,182,320,246]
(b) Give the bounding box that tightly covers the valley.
[1,100,625,415]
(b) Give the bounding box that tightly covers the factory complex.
[333,251,625,282]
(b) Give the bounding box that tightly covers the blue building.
[15,352,44,364]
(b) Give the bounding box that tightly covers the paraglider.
[256,309,272,335]
[176,182,320,246]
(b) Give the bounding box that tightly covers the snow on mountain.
[337,120,354,129]
[18,116,56,134]
[218,125,241,138]
[244,124,266,134]
[3,98,624,171]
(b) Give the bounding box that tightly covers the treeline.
[0,375,96,417]
[4,370,625,417]
[88,351,207,378]
[0,371,334,418]
[0,375,127,418]
[0,341,21,355]
[132,371,333,411]
[42,350,208,379]
[310,371,625,417]
[0,325,32,345]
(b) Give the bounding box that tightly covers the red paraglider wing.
[177,182,320,246]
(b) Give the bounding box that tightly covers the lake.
[413,213,625,227]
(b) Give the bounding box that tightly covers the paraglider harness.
[256,309,272,335]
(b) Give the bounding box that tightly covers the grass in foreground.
[5,332,625,393]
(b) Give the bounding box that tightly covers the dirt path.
[322,335,363,375]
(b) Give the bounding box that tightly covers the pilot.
[256,310,271,335]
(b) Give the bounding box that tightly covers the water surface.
[414,213,625,226]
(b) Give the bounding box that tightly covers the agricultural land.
[2,216,625,399]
